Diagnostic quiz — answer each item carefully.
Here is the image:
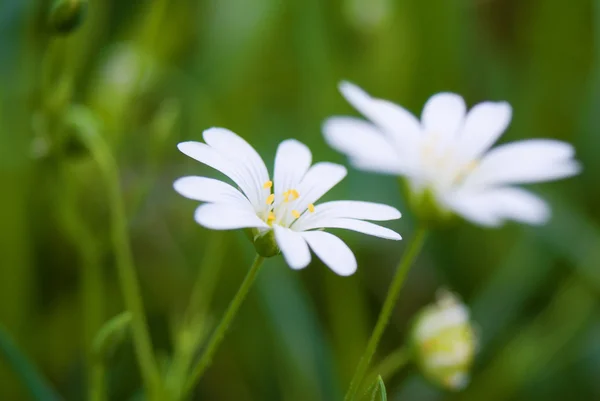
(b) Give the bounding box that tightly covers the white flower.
[174,127,402,276]
[323,82,581,227]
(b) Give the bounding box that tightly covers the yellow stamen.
[263,180,273,189]
[267,212,276,224]
[291,210,300,219]
[290,189,300,200]
[266,194,275,205]
[283,190,290,202]
[308,203,315,213]
[465,160,478,173]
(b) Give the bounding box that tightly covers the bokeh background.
[1,0,599,400]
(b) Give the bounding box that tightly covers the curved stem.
[67,106,162,399]
[184,255,266,396]
[345,227,427,401]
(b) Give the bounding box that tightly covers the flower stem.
[67,106,162,399]
[344,227,427,401]
[184,255,266,396]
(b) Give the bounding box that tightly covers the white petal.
[173,176,252,207]
[421,92,466,141]
[295,201,401,229]
[462,139,581,188]
[443,187,550,227]
[489,187,550,225]
[458,101,512,160]
[203,127,270,206]
[177,141,237,179]
[301,231,357,276]
[194,203,268,230]
[295,218,402,240]
[323,117,410,175]
[349,156,410,176]
[177,141,258,207]
[441,192,502,227]
[274,139,312,196]
[338,81,421,151]
[294,162,347,211]
[273,225,311,270]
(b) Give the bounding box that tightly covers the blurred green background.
[0,0,599,400]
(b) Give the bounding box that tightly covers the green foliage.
[0,0,598,400]
[361,376,387,401]
[92,312,132,363]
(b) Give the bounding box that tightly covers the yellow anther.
[308,203,315,213]
[291,210,300,219]
[290,189,300,200]
[267,212,276,224]
[283,190,290,202]
[266,194,275,205]
[465,160,478,173]
[263,180,273,189]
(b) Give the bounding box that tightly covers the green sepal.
[250,228,280,258]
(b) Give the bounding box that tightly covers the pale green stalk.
[66,106,162,399]
[345,228,427,401]
[58,172,106,401]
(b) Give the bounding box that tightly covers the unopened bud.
[48,0,88,35]
[410,290,477,391]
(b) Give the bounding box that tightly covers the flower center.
[262,181,315,226]
[420,135,479,188]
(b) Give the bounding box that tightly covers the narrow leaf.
[0,325,62,401]
[92,312,133,362]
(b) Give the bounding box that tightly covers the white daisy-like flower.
[323,82,581,227]
[174,128,402,276]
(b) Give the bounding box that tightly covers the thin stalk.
[59,167,107,401]
[345,227,427,401]
[67,106,162,399]
[184,255,266,396]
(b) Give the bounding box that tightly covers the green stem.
[59,167,107,401]
[67,106,162,399]
[344,227,427,401]
[184,255,266,396]
[89,364,106,401]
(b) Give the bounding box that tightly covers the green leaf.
[373,376,387,401]
[92,312,133,362]
[0,325,62,401]
[361,375,387,401]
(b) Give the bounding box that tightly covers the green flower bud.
[249,228,280,258]
[48,0,88,35]
[410,290,477,391]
